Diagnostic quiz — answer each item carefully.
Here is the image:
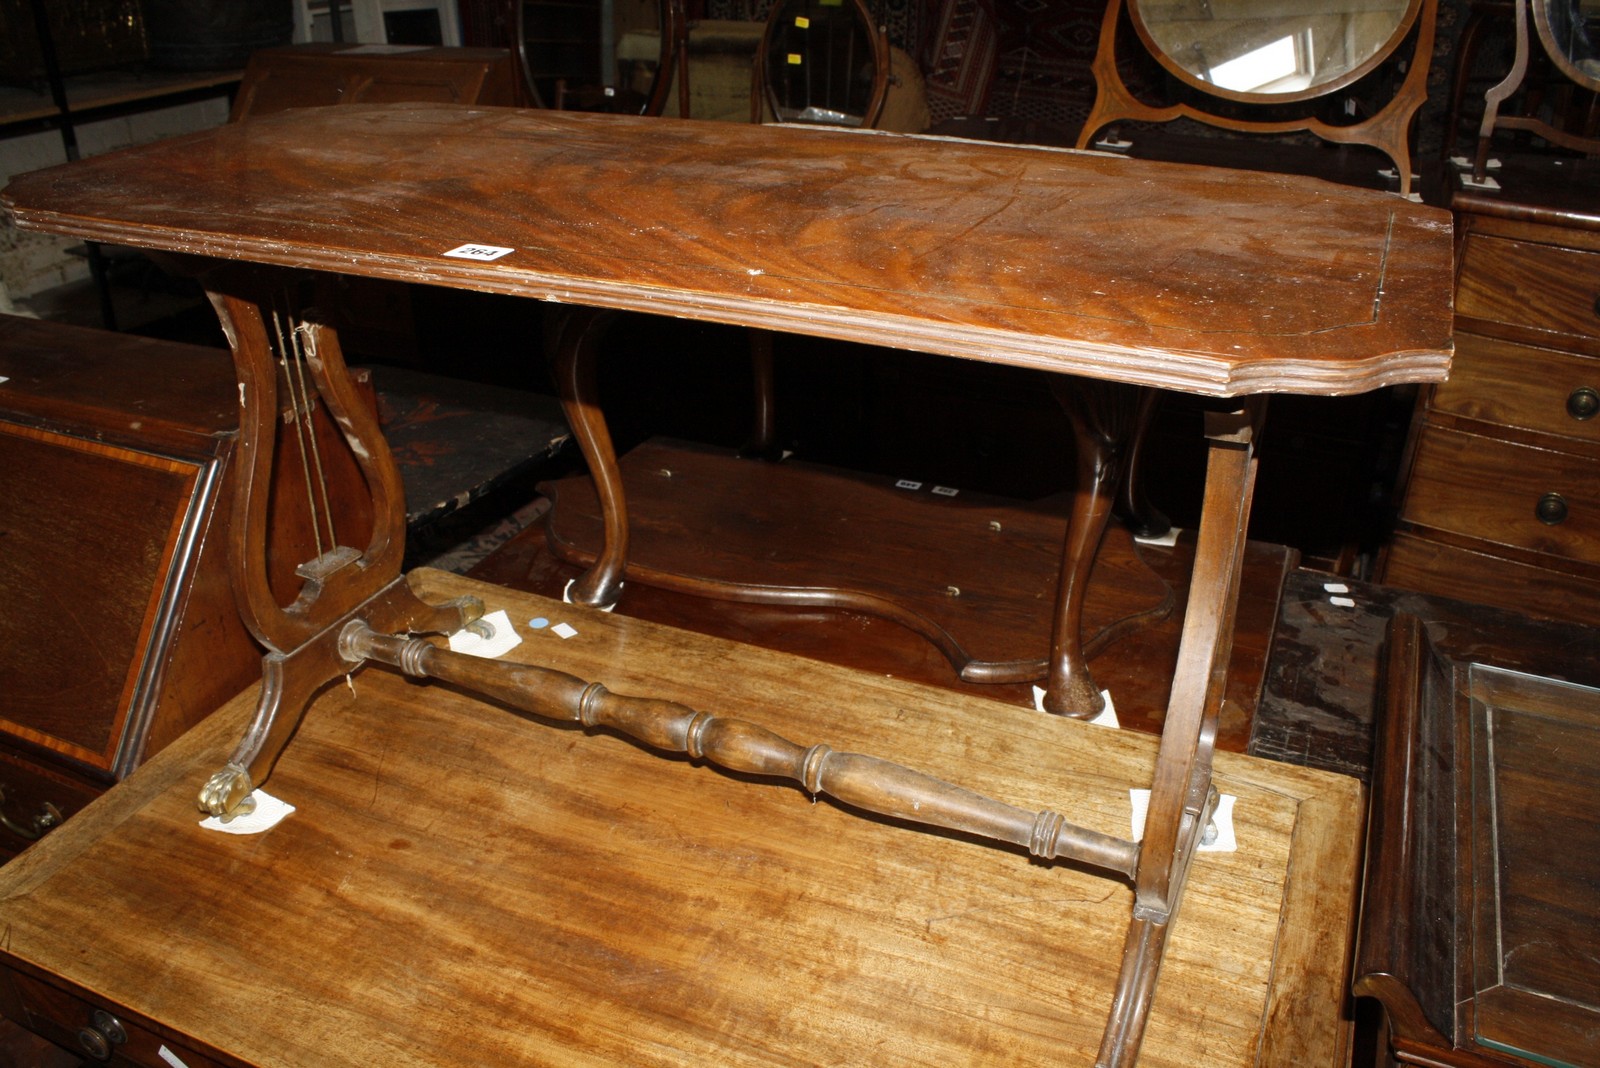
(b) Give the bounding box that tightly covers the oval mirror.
[1128,0,1422,104]
[761,0,886,126]
[1534,0,1600,90]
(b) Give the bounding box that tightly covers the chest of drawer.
[1399,425,1599,562]
[1456,235,1600,341]
[1432,332,1600,443]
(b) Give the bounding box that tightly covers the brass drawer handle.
[1536,493,1569,525]
[1569,387,1599,421]
[75,1009,127,1062]
[0,785,62,841]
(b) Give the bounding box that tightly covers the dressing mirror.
[1078,0,1437,197]
[1475,0,1600,179]
[753,0,889,127]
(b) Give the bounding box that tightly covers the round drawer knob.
[1536,493,1569,525]
[75,1010,126,1062]
[1569,387,1600,421]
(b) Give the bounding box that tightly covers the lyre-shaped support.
[197,282,483,817]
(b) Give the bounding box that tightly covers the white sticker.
[0,376,9,386]
[1329,596,1357,608]
[1130,789,1237,853]
[158,1047,193,1068]
[443,243,514,262]
[932,486,959,497]
[1133,525,1182,548]
[1323,582,1350,594]
[552,622,579,639]
[447,609,521,658]
[895,479,922,491]
[1033,687,1120,729]
[198,791,295,835]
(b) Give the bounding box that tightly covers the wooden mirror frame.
[1474,0,1600,180]
[1077,0,1438,198]
[1128,0,1423,106]
[752,0,890,128]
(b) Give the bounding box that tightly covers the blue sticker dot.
[528,617,550,629]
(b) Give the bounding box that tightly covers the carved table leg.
[1096,401,1264,1067]
[740,329,783,461]
[1041,380,1146,718]
[550,306,629,609]
[1114,389,1172,541]
[194,279,484,818]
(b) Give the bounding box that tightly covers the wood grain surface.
[0,104,1453,396]
[0,571,1363,1068]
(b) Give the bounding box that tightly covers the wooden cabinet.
[229,41,520,121]
[0,315,371,860]
[1382,159,1600,626]
[1355,612,1600,1068]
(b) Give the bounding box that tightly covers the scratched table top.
[1,103,1452,396]
[0,571,1365,1067]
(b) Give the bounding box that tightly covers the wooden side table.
[1,104,1452,1065]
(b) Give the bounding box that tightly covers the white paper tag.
[158,1046,193,1068]
[1129,789,1237,853]
[442,243,514,262]
[1033,687,1121,729]
[199,791,295,835]
[1134,525,1182,548]
[895,479,922,490]
[447,609,521,658]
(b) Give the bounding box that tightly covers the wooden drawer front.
[5,967,224,1068]
[1457,235,1600,340]
[1382,532,1600,627]
[1433,332,1600,444]
[0,746,100,858]
[1401,426,1600,561]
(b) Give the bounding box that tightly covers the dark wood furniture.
[0,570,1366,1068]
[1382,156,1600,626]
[1250,567,1600,782]
[229,41,521,121]
[0,313,371,860]
[1354,610,1600,1067]
[480,437,1297,752]
[0,103,1452,1065]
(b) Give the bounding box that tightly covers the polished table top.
[1,103,1452,396]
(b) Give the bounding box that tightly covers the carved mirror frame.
[1076,0,1438,198]
[1473,0,1600,181]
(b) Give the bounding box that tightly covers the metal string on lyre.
[271,300,339,559]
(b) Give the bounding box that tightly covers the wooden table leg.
[550,306,630,609]
[195,282,482,818]
[1040,379,1147,718]
[1097,400,1264,1066]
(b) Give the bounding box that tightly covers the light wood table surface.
[0,571,1362,1068]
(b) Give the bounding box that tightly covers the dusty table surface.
[1,103,1452,396]
[0,570,1363,1067]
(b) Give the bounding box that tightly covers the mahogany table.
[1,103,1452,1066]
